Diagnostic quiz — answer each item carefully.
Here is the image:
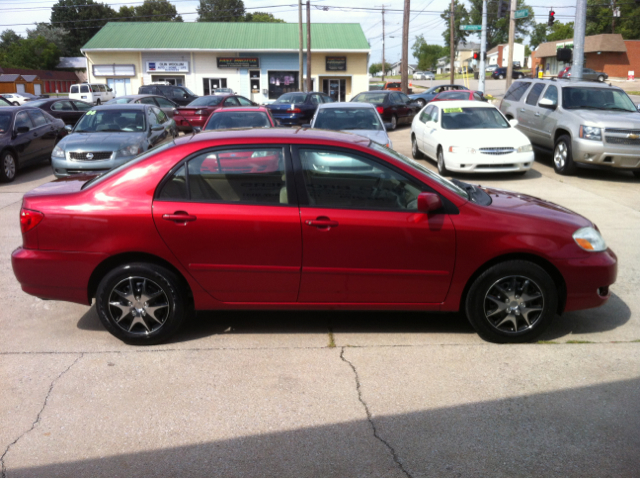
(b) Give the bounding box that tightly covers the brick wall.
[585,41,640,78]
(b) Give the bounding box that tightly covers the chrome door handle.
[519,108,526,112]
[305,219,339,228]
[163,212,197,223]
[535,112,540,116]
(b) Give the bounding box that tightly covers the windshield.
[82,141,175,190]
[0,112,11,133]
[369,142,469,200]
[188,96,224,107]
[352,92,388,105]
[274,93,307,104]
[314,108,383,131]
[205,111,271,130]
[438,91,470,100]
[107,98,133,104]
[74,109,146,133]
[441,107,509,130]
[562,87,636,112]
[183,87,196,96]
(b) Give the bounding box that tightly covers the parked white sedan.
[410,100,534,175]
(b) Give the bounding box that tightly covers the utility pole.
[298,0,304,91]
[572,0,587,81]
[612,0,615,33]
[381,5,386,83]
[449,0,455,85]
[306,0,312,92]
[401,0,410,93]
[478,0,487,93]
[505,0,516,89]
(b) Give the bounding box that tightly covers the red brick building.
[532,34,640,79]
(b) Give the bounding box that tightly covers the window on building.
[268,72,299,100]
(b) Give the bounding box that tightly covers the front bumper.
[558,248,618,312]
[444,151,534,173]
[572,138,640,169]
[51,154,136,178]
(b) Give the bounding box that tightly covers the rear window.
[274,93,308,104]
[188,96,224,107]
[352,92,388,105]
[205,111,271,130]
[504,81,531,101]
[70,85,79,94]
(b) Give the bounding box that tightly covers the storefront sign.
[326,56,347,71]
[217,57,260,68]
[146,61,189,73]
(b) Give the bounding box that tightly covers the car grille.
[69,151,113,161]
[605,136,640,145]
[479,147,515,155]
[604,128,640,135]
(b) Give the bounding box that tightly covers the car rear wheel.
[499,74,505,80]
[597,75,605,82]
[465,260,557,343]
[411,135,424,159]
[96,262,188,345]
[437,147,449,176]
[417,98,426,108]
[1,151,17,183]
[390,115,398,130]
[553,135,577,175]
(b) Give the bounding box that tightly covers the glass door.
[322,79,346,101]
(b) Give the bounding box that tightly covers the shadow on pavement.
[9,377,640,476]
[6,162,53,187]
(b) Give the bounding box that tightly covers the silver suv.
[499,78,640,178]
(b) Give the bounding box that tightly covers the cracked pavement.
[1,129,639,476]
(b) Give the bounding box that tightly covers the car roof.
[514,78,622,90]
[210,106,269,113]
[431,100,495,109]
[91,104,150,111]
[175,127,372,147]
[113,94,162,100]
[317,102,375,109]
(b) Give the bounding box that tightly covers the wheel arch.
[459,252,567,315]
[554,128,572,143]
[87,252,193,304]
[1,146,20,164]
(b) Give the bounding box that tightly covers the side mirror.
[417,192,442,213]
[64,124,73,132]
[509,119,519,128]
[538,98,557,110]
[16,126,30,134]
[151,125,164,131]
[192,126,202,133]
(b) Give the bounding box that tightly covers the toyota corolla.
[12,129,616,345]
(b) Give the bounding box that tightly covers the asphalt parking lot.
[1,128,639,476]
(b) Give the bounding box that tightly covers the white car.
[410,100,534,175]
[2,93,34,105]
[308,102,393,148]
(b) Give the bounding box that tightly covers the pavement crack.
[340,347,411,478]
[0,353,84,478]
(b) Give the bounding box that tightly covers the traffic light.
[498,0,509,19]
[548,10,555,26]
[473,52,479,60]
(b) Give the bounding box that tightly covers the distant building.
[486,43,525,68]
[387,61,418,76]
[0,67,79,95]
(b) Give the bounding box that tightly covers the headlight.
[448,146,476,154]
[573,226,607,252]
[517,144,533,153]
[117,145,142,157]
[579,125,602,141]
[52,145,65,158]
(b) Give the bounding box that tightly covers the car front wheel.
[411,135,424,159]
[499,74,505,79]
[553,135,577,175]
[1,151,17,183]
[417,98,426,108]
[437,147,449,176]
[597,75,605,82]
[96,262,189,345]
[465,260,558,343]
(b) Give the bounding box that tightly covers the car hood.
[481,186,591,229]
[59,132,147,151]
[440,126,530,148]
[342,129,390,146]
[566,109,640,129]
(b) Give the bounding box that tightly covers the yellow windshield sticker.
[443,107,463,113]
[86,110,96,115]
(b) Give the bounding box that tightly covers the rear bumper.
[11,247,108,305]
[572,138,640,169]
[558,248,618,312]
[173,115,206,131]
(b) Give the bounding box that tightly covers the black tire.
[518,73,524,79]
[96,262,188,345]
[390,115,398,130]
[465,260,558,343]
[96,99,101,105]
[633,170,640,179]
[437,147,449,176]
[553,134,577,175]
[1,150,18,183]
[12,101,19,106]
[597,75,605,82]
[417,98,426,108]
[499,74,505,80]
[411,135,424,159]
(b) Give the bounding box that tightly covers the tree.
[197,0,245,22]
[2,36,60,69]
[245,12,284,22]
[0,30,22,50]
[50,0,118,56]
[547,21,574,41]
[369,62,391,75]
[441,0,470,49]
[529,23,548,50]
[467,0,534,50]
[412,35,447,71]
[586,0,640,39]
[26,23,69,54]
[128,0,183,21]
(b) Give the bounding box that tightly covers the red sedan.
[12,129,616,345]
[173,94,258,132]
[431,90,487,102]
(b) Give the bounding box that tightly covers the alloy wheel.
[108,276,170,335]
[417,99,426,108]
[3,153,16,180]
[484,275,544,333]
[391,115,397,130]
[554,141,567,169]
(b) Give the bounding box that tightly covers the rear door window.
[15,111,34,130]
[155,97,175,108]
[504,81,531,101]
[540,85,558,105]
[224,97,240,106]
[139,97,157,105]
[27,109,48,127]
[237,96,253,106]
[525,83,546,106]
[51,101,74,111]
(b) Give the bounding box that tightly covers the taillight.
[194,110,205,115]
[20,208,44,234]
[376,106,384,114]
[286,108,302,113]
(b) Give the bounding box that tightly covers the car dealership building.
[81,22,370,103]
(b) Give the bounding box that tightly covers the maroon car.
[173,95,258,132]
[350,91,420,130]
